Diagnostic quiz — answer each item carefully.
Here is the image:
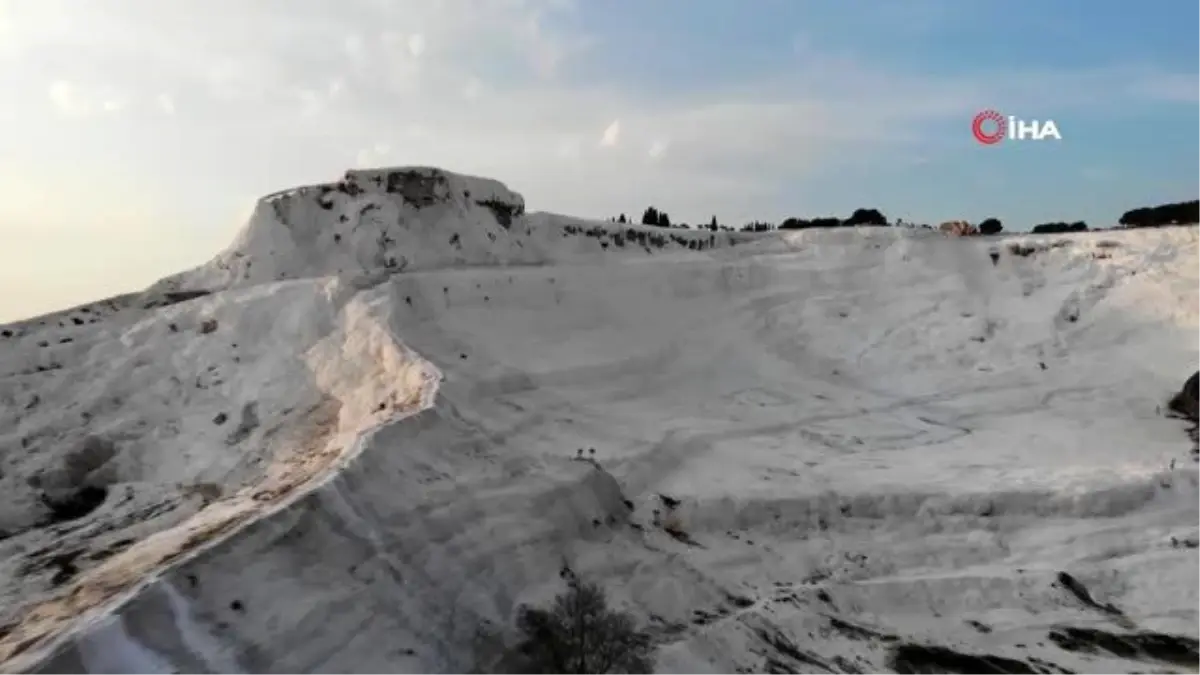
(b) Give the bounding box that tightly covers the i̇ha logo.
[972,109,1062,145]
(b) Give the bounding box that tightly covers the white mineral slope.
[0,167,758,672]
[1,167,1197,673]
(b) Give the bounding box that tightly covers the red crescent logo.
[972,110,1006,145]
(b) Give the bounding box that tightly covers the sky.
[0,0,1196,321]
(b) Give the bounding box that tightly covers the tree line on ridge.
[601,199,1199,236]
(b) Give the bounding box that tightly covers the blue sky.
[555,0,1199,225]
[0,0,1196,320]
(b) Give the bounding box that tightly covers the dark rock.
[478,198,522,229]
[1047,626,1198,668]
[1055,571,1123,617]
[40,485,108,524]
[888,644,1041,674]
[385,170,446,206]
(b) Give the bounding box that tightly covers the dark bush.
[845,208,888,227]
[657,211,671,228]
[486,579,654,674]
[778,216,841,230]
[978,218,1003,235]
[1120,200,1199,229]
[1031,221,1088,234]
[640,207,658,226]
[1168,371,1199,423]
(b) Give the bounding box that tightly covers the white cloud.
[462,76,483,101]
[354,148,378,168]
[156,93,176,115]
[407,33,426,58]
[0,6,14,56]
[600,119,621,147]
[102,98,125,114]
[296,88,323,117]
[355,140,396,168]
[648,139,669,160]
[48,80,91,117]
[557,136,582,159]
[1132,73,1199,103]
[344,33,367,63]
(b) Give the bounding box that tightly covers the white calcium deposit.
[1,167,1196,673]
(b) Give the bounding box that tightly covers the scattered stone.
[965,619,993,634]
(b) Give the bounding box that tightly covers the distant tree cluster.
[776,208,889,230]
[1119,200,1200,229]
[640,207,671,228]
[615,208,736,231]
[623,206,896,235]
[978,218,1003,235]
[740,221,775,233]
[778,217,838,230]
[844,208,888,226]
[1031,221,1088,234]
[608,198,1198,238]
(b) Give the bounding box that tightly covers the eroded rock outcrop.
[938,220,978,237]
